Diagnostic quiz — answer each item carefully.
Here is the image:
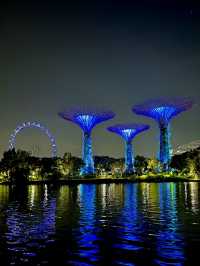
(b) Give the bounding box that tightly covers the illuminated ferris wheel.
[8,121,57,157]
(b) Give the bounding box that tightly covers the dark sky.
[0,0,200,158]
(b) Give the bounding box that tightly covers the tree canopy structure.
[132,97,193,171]
[59,107,115,175]
[107,123,150,174]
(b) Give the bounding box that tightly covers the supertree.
[132,97,193,171]
[107,123,150,174]
[58,107,115,175]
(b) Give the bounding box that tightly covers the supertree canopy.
[107,124,150,174]
[132,97,193,171]
[59,107,115,175]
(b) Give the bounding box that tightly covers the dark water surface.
[0,183,200,266]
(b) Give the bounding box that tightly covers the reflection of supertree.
[76,185,99,263]
[107,124,149,174]
[59,107,115,175]
[132,98,193,171]
[114,184,141,254]
[156,183,185,265]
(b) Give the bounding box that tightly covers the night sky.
[0,0,200,158]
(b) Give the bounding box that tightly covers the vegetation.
[170,147,200,178]
[0,147,199,185]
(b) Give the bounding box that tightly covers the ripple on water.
[0,183,200,265]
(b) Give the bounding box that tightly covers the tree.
[134,155,148,175]
[147,158,160,173]
[111,159,124,177]
[171,147,200,178]
[0,149,31,184]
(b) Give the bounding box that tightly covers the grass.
[0,173,199,185]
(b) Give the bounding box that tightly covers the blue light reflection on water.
[0,183,200,265]
[4,186,57,265]
[113,184,145,266]
[154,183,185,266]
[77,184,100,264]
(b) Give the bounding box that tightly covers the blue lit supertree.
[132,97,193,171]
[107,124,150,174]
[59,107,115,175]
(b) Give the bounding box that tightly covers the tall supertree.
[59,107,115,175]
[107,124,150,174]
[132,97,193,171]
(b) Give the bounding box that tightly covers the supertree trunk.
[125,140,134,174]
[159,123,171,172]
[81,131,95,175]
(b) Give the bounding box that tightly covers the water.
[0,182,200,266]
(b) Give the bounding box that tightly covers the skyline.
[0,0,200,158]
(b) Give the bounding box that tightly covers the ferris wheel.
[8,121,57,157]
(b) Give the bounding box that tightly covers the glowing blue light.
[59,108,115,175]
[8,121,57,157]
[132,98,194,171]
[77,185,99,263]
[74,114,98,174]
[158,123,171,171]
[75,114,96,133]
[150,106,177,123]
[80,132,95,175]
[148,107,175,170]
[125,141,134,174]
[107,124,149,174]
[122,129,136,141]
[156,184,185,265]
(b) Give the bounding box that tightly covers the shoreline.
[0,177,200,185]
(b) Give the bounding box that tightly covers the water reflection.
[155,183,185,265]
[4,186,56,265]
[76,185,99,264]
[114,184,144,266]
[0,183,200,265]
[184,182,199,214]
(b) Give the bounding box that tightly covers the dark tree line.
[171,147,200,177]
[0,149,83,184]
[0,146,199,185]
